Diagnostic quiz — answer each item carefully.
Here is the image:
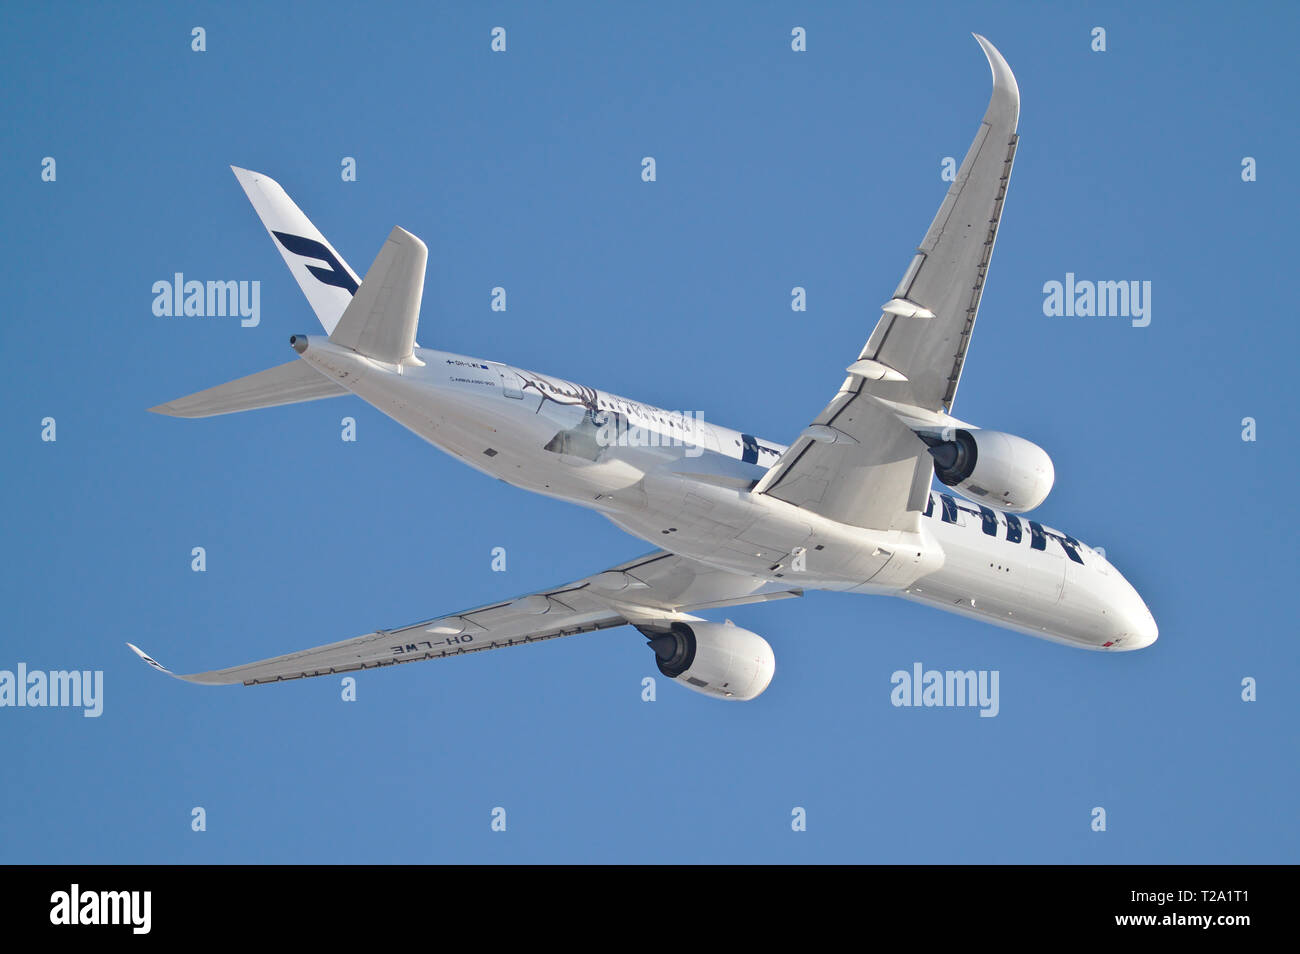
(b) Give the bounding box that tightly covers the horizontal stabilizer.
[329,226,427,364]
[149,359,346,419]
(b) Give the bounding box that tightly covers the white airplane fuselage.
[296,336,1158,653]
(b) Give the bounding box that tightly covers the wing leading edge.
[128,551,801,686]
[753,34,1020,532]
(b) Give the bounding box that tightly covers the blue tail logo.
[272,231,359,295]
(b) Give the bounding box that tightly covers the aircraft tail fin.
[148,358,346,419]
[329,226,428,364]
[231,166,361,335]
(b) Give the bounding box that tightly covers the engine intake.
[925,428,1054,513]
[638,621,775,701]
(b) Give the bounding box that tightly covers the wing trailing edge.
[126,552,802,687]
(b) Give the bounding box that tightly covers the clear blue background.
[1,1,1295,863]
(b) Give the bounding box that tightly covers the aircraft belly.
[602,475,931,591]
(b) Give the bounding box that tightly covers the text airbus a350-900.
[130,36,1157,702]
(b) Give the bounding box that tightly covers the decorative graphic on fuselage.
[514,371,608,462]
[514,370,705,463]
[924,492,1085,564]
[517,372,600,413]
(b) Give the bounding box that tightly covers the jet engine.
[925,428,1054,513]
[637,620,775,701]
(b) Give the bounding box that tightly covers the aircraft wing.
[127,551,801,686]
[752,34,1019,533]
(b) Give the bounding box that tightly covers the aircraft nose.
[1098,566,1158,650]
[1128,606,1158,649]
[1107,588,1157,650]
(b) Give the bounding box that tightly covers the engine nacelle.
[637,621,775,701]
[926,428,1054,513]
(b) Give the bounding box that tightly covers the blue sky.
[1,1,1296,863]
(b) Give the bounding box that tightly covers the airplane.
[129,35,1157,702]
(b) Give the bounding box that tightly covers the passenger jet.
[130,35,1157,701]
